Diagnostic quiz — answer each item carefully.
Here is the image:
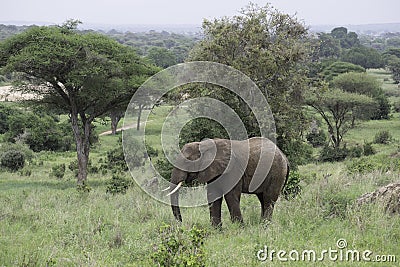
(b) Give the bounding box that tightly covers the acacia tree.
[185,3,311,160]
[306,88,375,148]
[331,72,390,121]
[0,22,157,185]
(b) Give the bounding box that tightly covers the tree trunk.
[70,104,91,185]
[110,110,122,135]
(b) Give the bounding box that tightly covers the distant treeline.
[0,24,201,68]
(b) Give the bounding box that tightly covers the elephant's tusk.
[166,182,182,196]
[161,186,171,192]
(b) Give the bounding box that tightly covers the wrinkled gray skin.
[170,137,289,227]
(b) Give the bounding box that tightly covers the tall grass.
[1,70,400,266]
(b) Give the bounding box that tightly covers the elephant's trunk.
[169,168,187,222]
[170,189,182,222]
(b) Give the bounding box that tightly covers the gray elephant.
[166,137,289,227]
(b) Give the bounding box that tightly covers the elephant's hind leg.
[257,193,275,221]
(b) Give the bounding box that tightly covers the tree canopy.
[185,3,311,162]
[0,23,158,184]
[306,88,375,148]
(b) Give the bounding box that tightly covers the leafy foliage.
[341,46,384,69]
[154,156,174,181]
[151,224,207,267]
[50,164,66,179]
[347,155,400,174]
[319,145,349,162]
[106,173,132,195]
[306,129,327,147]
[0,23,157,183]
[320,61,365,81]
[0,149,25,171]
[282,171,302,200]
[306,88,375,148]
[187,3,311,154]
[373,130,392,144]
[330,72,390,120]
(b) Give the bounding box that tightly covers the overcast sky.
[1,0,399,26]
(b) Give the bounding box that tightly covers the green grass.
[1,71,400,266]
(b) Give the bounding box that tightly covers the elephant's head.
[168,139,231,222]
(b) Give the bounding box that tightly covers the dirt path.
[99,120,152,136]
[99,125,135,136]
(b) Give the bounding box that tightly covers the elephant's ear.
[198,139,231,183]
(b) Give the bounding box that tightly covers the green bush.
[68,159,97,177]
[363,142,376,156]
[321,190,354,219]
[0,103,19,134]
[145,144,159,158]
[1,150,25,171]
[347,155,400,174]
[51,164,66,179]
[373,130,392,144]
[319,145,348,162]
[106,174,132,195]
[282,171,302,200]
[306,129,327,147]
[347,145,363,158]
[393,101,400,113]
[0,142,34,162]
[108,138,145,171]
[154,157,174,181]
[281,139,313,168]
[151,224,206,267]
[3,110,75,152]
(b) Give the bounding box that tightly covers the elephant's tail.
[282,163,290,191]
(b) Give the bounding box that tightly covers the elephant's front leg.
[224,182,243,224]
[207,183,224,227]
[208,198,223,227]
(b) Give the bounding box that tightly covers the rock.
[357,182,400,215]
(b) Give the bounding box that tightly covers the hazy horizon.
[1,0,399,28]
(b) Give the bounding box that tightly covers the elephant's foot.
[211,217,222,228]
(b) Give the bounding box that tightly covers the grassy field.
[1,70,400,266]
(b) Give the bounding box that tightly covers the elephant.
[166,137,289,227]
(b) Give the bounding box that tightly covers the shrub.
[281,139,313,168]
[106,174,132,195]
[347,155,400,174]
[393,101,400,113]
[282,170,302,200]
[3,111,75,152]
[1,150,25,171]
[306,129,327,147]
[0,142,34,162]
[321,191,354,219]
[51,164,66,179]
[347,145,363,158]
[363,142,376,156]
[151,224,206,267]
[319,145,348,162]
[108,138,145,171]
[145,144,159,158]
[154,157,174,181]
[68,159,97,177]
[373,130,392,144]
[0,103,19,134]
[106,145,128,171]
